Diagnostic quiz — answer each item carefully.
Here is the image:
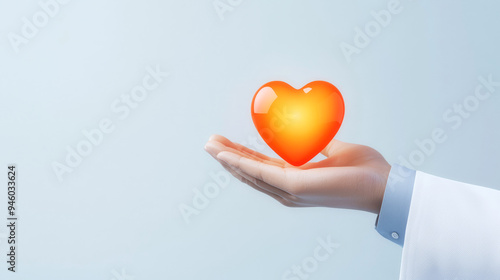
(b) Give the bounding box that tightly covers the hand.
[204,135,391,214]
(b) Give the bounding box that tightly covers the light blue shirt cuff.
[375,164,416,247]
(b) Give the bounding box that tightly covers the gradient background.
[1,0,499,279]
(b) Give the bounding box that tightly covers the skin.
[204,134,391,214]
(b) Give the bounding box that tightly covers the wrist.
[369,163,391,214]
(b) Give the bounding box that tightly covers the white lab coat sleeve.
[399,171,500,280]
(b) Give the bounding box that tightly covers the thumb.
[321,139,346,157]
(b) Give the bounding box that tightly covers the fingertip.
[209,134,231,143]
[206,140,226,150]
[217,151,240,165]
[208,134,220,141]
[204,142,213,152]
[205,141,223,156]
[216,151,231,160]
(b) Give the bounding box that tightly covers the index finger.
[209,134,287,166]
[217,151,298,193]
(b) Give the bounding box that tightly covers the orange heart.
[251,81,345,166]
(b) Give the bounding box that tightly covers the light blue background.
[0,0,499,279]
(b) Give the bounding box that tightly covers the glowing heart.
[251,81,345,166]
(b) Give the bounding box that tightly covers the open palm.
[205,135,390,214]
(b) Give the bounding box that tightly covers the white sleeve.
[400,171,500,280]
